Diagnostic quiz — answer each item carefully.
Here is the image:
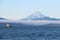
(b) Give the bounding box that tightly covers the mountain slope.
[23,11,60,20]
[0,17,7,20]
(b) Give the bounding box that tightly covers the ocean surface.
[0,23,60,40]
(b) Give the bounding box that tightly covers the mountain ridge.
[0,17,7,20]
[23,11,60,20]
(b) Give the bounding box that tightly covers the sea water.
[0,25,60,40]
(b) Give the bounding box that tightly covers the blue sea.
[0,23,60,40]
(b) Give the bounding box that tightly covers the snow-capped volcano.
[25,11,47,20]
[28,11,46,18]
[23,11,60,20]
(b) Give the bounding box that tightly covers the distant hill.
[23,11,60,20]
[0,17,7,20]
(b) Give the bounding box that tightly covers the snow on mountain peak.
[32,11,46,18]
[25,11,47,20]
[23,11,60,20]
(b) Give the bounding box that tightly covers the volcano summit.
[23,11,59,20]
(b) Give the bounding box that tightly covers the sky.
[0,0,60,19]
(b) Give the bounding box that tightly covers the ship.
[6,24,11,28]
